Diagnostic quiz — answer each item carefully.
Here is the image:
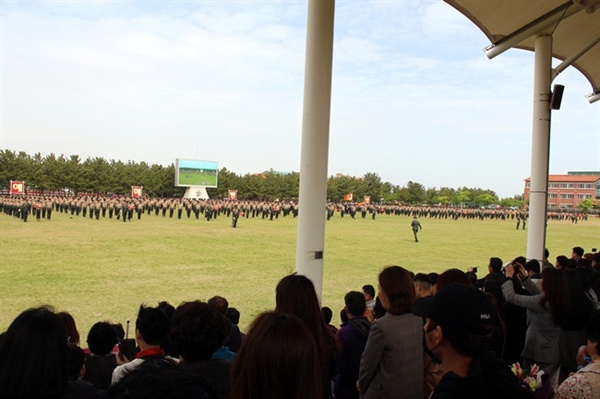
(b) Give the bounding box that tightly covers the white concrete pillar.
[526,33,553,262]
[295,0,335,302]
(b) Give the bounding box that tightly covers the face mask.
[423,325,441,364]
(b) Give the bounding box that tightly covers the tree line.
[0,150,523,207]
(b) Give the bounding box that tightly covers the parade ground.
[1,210,598,335]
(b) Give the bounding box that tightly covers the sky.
[1,1,598,198]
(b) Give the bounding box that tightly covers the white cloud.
[1,1,598,198]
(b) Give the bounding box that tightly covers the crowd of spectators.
[1,246,599,399]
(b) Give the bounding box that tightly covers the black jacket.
[432,353,533,399]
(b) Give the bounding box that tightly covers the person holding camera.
[501,260,567,377]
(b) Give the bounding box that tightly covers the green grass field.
[1,211,598,337]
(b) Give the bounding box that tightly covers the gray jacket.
[502,277,560,364]
[358,312,424,399]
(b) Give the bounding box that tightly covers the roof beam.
[484,1,598,59]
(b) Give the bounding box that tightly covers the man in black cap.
[411,284,532,399]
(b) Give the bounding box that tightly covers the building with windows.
[524,172,600,208]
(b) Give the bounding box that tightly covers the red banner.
[10,180,25,195]
[131,186,143,198]
[228,190,238,200]
[343,192,353,201]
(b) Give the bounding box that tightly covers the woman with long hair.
[357,266,423,399]
[229,312,322,399]
[558,268,595,381]
[502,263,569,376]
[274,274,337,399]
[0,306,68,399]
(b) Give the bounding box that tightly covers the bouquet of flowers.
[510,363,552,399]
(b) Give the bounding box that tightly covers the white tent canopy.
[296,0,600,300]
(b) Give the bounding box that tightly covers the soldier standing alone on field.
[232,206,240,228]
[411,216,422,242]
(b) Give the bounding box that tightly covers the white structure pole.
[526,33,553,262]
[296,0,335,302]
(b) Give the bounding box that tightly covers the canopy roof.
[445,0,600,102]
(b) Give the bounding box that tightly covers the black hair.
[525,259,540,275]
[428,272,439,285]
[413,273,432,291]
[107,362,217,399]
[489,257,503,272]
[157,301,176,319]
[573,247,585,257]
[111,323,125,341]
[442,319,494,357]
[226,307,241,325]
[136,304,171,346]
[512,256,527,267]
[556,255,569,268]
[171,301,231,362]
[321,307,333,324]
[87,322,119,356]
[340,308,349,324]
[66,343,85,379]
[0,306,68,399]
[362,285,375,299]
[561,268,594,330]
[586,310,600,355]
[344,291,366,317]
[207,296,229,315]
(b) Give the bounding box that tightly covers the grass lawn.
[1,210,598,337]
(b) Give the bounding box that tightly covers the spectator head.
[579,258,591,269]
[413,273,432,298]
[275,274,336,364]
[556,255,569,269]
[540,267,570,327]
[565,259,578,269]
[207,296,229,315]
[428,272,439,286]
[344,291,366,318]
[362,285,375,301]
[321,307,333,324]
[340,308,349,324]
[136,304,171,346]
[87,321,119,356]
[170,301,231,362]
[512,256,527,268]
[57,311,80,345]
[66,343,85,380]
[112,323,126,341]
[489,257,503,273]
[544,248,550,260]
[573,247,584,259]
[436,269,471,293]
[586,309,600,357]
[378,266,415,315]
[412,284,494,358]
[157,301,176,320]
[593,253,600,271]
[229,312,321,399]
[0,306,68,399]
[465,271,477,286]
[225,307,241,326]
[107,361,218,399]
[525,260,541,276]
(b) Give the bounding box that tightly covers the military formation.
[1,194,592,225]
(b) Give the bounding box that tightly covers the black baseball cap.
[411,284,494,339]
